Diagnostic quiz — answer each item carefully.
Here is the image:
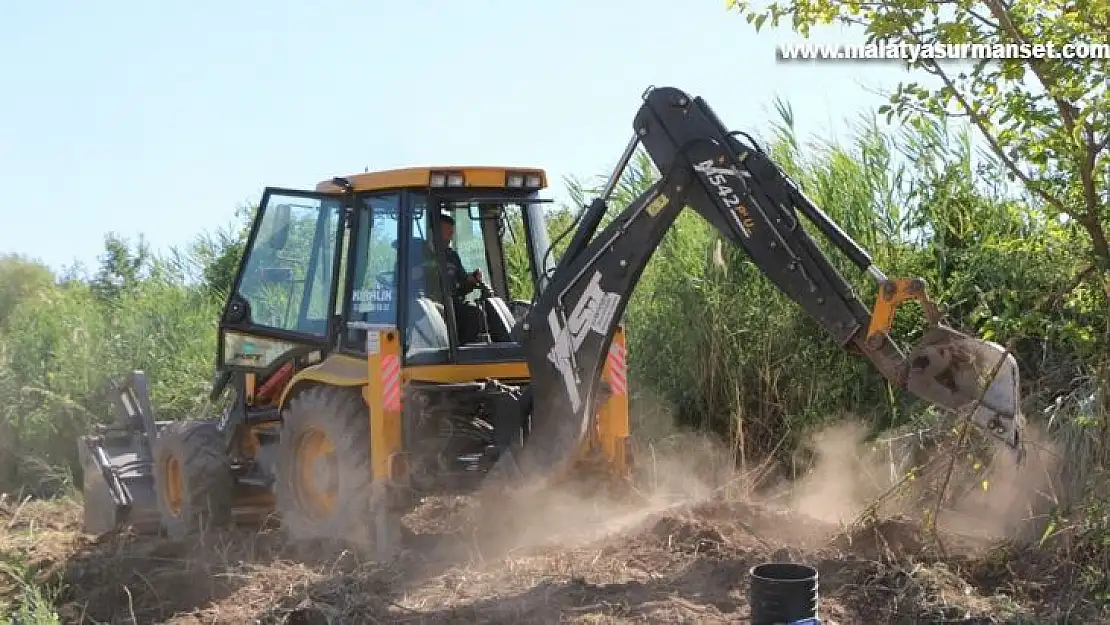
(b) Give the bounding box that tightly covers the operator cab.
[217,167,553,372]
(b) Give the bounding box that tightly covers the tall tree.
[190,204,256,297]
[726,0,1110,295]
[0,254,54,329]
[90,233,151,302]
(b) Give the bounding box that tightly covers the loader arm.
[512,86,1024,481]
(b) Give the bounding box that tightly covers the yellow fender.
[276,353,368,409]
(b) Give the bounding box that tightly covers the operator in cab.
[410,210,485,345]
[437,212,483,297]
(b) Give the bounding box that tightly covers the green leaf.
[724,0,1110,273]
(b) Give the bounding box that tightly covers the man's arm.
[447,249,482,294]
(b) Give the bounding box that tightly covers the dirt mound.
[2,493,1107,624]
[3,433,1108,625]
[827,516,930,562]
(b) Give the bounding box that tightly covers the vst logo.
[547,271,620,411]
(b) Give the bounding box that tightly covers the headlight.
[525,174,542,188]
[447,173,464,187]
[507,173,525,188]
[430,173,447,187]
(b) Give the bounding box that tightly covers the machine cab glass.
[220,176,549,371]
[219,189,345,369]
[397,193,519,364]
[344,192,402,332]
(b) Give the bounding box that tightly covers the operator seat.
[406,297,450,357]
[397,236,450,357]
[482,296,516,342]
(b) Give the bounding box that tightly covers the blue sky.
[0,1,921,274]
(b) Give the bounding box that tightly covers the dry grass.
[2,424,1108,625]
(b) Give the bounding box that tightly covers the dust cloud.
[454,411,1062,566]
[945,423,1062,542]
[782,419,1062,545]
[787,421,887,525]
[464,432,736,556]
[459,388,747,555]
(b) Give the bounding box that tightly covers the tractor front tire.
[275,386,402,558]
[152,420,234,539]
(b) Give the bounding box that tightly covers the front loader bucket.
[77,371,165,535]
[78,434,161,535]
[903,326,1024,449]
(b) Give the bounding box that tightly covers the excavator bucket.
[903,326,1024,450]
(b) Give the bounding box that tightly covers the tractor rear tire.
[152,420,234,539]
[275,385,402,559]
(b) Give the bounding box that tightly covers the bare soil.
[1,486,1104,624]
[1,424,1105,624]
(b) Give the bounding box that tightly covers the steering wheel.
[474,278,493,300]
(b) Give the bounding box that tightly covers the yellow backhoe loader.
[78,86,1025,556]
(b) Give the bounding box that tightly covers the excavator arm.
[512,86,1024,480]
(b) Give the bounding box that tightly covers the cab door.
[337,192,404,353]
[219,188,346,371]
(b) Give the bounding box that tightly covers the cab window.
[344,194,401,346]
[402,194,451,361]
[444,204,492,303]
[233,193,342,337]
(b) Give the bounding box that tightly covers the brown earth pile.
[0,423,1104,624]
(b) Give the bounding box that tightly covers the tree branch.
[1095,131,1110,156]
[923,58,1074,218]
[983,0,1077,134]
[965,7,1001,31]
[890,25,1070,215]
[1036,263,1096,313]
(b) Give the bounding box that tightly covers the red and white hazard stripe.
[381,354,401,411]
[606,341,627,396]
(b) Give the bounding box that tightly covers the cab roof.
[315,166,548,193]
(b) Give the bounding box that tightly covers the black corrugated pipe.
[748,562,820,624]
